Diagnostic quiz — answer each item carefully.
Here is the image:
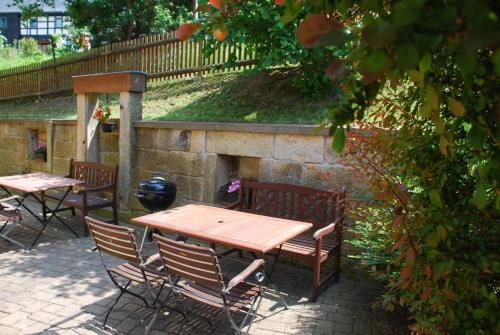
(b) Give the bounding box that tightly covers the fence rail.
[0,31,256,101]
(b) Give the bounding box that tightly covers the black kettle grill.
[135,173,177,212]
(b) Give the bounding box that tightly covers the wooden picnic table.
[0,172,83,250]
[131,204,313,254]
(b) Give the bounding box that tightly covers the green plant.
[19,37,42,57]
[177,1,500,333]
[184,0,343,95]
[0,34,7,49]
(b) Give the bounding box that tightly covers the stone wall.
[0,120,358,217]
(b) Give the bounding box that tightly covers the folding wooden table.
[0,173,83,250]
[132,204,313,306]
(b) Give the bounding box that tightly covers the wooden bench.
[47,159,118,236]
[227,180,347,301]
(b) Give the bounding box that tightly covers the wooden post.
[73,71,147,210]
[76,93,99,162]
[119,91,143,209]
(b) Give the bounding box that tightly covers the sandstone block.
[207,131,273,157]
[273,160,303,184]
[53,141,76,159]
[259,158,274,181]
[166,151,204,176]
[189,130,205,153]
[324,137,341,163]
[99,132,119,152]
[134,148,168,172]
[239,157,260,180]
[302,163,354,192]
[275,134,324,163]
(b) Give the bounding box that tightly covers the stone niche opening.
[28,129,47,162]
[214,154,261,204]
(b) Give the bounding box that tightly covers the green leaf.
[408,69,424,87]
[473,182,488,209]
[473,309,488,320]
[392,0,425,27]
[426,86,439,110]
[448,98,466,117]
[429,189,442,207]
[468,125,486,150]
[425,233,439,248]
[364,50,388,74]
[395,43,419,70]
[457,45,477,75]
[419,53,432,72]
[332,127,346,153]
[418,103,432,118]
[492,50,500,75]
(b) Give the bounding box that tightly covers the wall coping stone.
[0,119,333,136]
[134,121,330,136]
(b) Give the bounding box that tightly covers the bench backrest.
[69,159,117,190]
[238,180,346,229]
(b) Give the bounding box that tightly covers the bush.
[19,37,42,57]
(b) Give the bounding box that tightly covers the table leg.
[39,189,79,238]
[251,245,288,309]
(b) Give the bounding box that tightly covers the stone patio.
[0,203,406,335]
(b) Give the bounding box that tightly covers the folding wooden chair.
[153,234,265,334]
[0,195,23,248]
[85,217,178,335]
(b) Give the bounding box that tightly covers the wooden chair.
[0,195,22,234]
[152,234,265,335]
[227,180,347,301]
[85,217,175,334]
[48,159,118,235]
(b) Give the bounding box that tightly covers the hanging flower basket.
[93,105,115,133]
[101,123,116,133]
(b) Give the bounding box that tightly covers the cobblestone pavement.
[0,203,406,335]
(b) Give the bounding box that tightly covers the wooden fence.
[0,31,256,101]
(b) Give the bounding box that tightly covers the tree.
[66,0,193,45]
[177,1,500,333]
[11,0,194,46]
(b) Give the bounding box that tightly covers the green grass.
[0,53,51,71]
[0,70,335,124]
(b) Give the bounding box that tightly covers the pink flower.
[227,179,241,193]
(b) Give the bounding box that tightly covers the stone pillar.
[119,92,143,209]
[76,93,99,162]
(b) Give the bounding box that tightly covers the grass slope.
[0,70,334,124]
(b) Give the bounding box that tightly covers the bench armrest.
[313,223,337,240]
[225,200,241,210]
[226,259,265,292]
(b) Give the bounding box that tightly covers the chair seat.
[279,236,339,262]
[109,261,167,285]
[179,281,261,312]
[48,191,111,209]
[0,209,21,221]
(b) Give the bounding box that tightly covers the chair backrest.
[238,180,347,228]
[153,234,224,290]
[69,159,117,189]
[85,216,142,264]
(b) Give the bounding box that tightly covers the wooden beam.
[73,71,147,94]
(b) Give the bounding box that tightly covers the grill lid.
[136,173,177,212]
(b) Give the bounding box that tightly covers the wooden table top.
[131,204,313,254]
[0,173,83,193]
